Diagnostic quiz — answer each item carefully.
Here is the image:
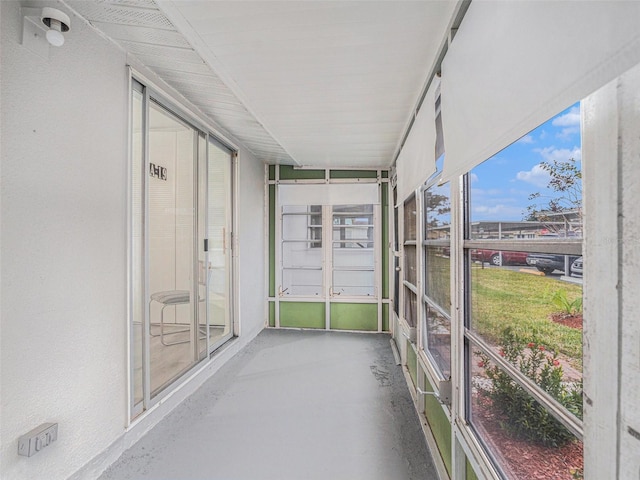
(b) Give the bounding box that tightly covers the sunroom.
[2,1,639,479]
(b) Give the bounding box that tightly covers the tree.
[425,190,451,229]
[524,157,582,235]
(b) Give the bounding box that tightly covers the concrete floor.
[100,329,438,480]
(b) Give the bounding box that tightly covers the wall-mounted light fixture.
[21,6,71,56]
[41,7,70,47]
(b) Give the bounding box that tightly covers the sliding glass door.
[147,100,198,395]
[130,79,235,418]
[207,139,233,351]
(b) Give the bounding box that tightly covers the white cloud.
[469,173,479,183]
[557,126,579,140]
[552,107,580,127]
[518,134,535,144]
[471,187,504,197]
[508,188,530,196]
[539,130,548,141]
[516,164,551,188]
[535,146,582,162]
[473,204,524,219]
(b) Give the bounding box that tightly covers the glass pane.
[393,193,399,315]
[333,247,374,269]
[282,241,323,269]
[131,87,144,407]
[469,250,583,384]
[404,245,417,286]
[148,101,197,396]
[404,287,417,328]
[423,305,450,378]
[281,205,323,296]
[197,134,207,360]
[207,140,233,349]
[332,205,375,297]
[424,183,451,240]
[333,205,373,239]
[309,205,322,247]
[282,268,323,296]
[283,205,322,242]
[332,269,375,296]
[468,103,582,241]
[404,194,417,241]
[469,341,583,479]
[423,182,452,377]
[424,246,450,310]
[393,256,400,316]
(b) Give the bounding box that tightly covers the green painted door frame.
[267,166,391,332]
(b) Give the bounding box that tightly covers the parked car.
[471,249,529,266]
[526,254,580,274]
[571,257,583,277]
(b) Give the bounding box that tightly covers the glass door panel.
[197,134,208,360]
[332,205,375,296]
[131,84,144,410]
[148,101,197,396]
[207,140,233,349]
[281,205,323,296]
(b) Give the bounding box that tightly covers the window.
[281,205,323,296]
[280,203,376,297]
[309,205,322,247]
[403,194,418,328]
[463,103,583,478]
[332,204,375,296]
[393,187,400,316]
[422,181,451,378]
[274,179,383,331]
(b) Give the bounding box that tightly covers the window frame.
[460,158,584,478]
[402,194,418,330]
[420,179,452,382]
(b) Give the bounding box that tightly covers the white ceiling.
[68,0,457,168]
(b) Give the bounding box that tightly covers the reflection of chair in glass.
[149,263,210,346]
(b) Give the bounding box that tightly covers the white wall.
[0,1,267,479]
[236,143,266,339]
[1,1,129,479]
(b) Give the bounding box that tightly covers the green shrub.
[476,328,583,447]
[551,289,582,315]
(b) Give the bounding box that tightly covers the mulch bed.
[550,313,582,330]
[473,393,583,479]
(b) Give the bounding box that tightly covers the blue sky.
[469,102,582,222]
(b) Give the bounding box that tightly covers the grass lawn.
[470,265,582,367]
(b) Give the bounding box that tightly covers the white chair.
[149,262,211,346]
[149,290,191,346]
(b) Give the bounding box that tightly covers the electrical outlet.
[18,423,58,457]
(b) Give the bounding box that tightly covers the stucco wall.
[0,1,267,479]
[236,144,266,341]
[1,2,129,479]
